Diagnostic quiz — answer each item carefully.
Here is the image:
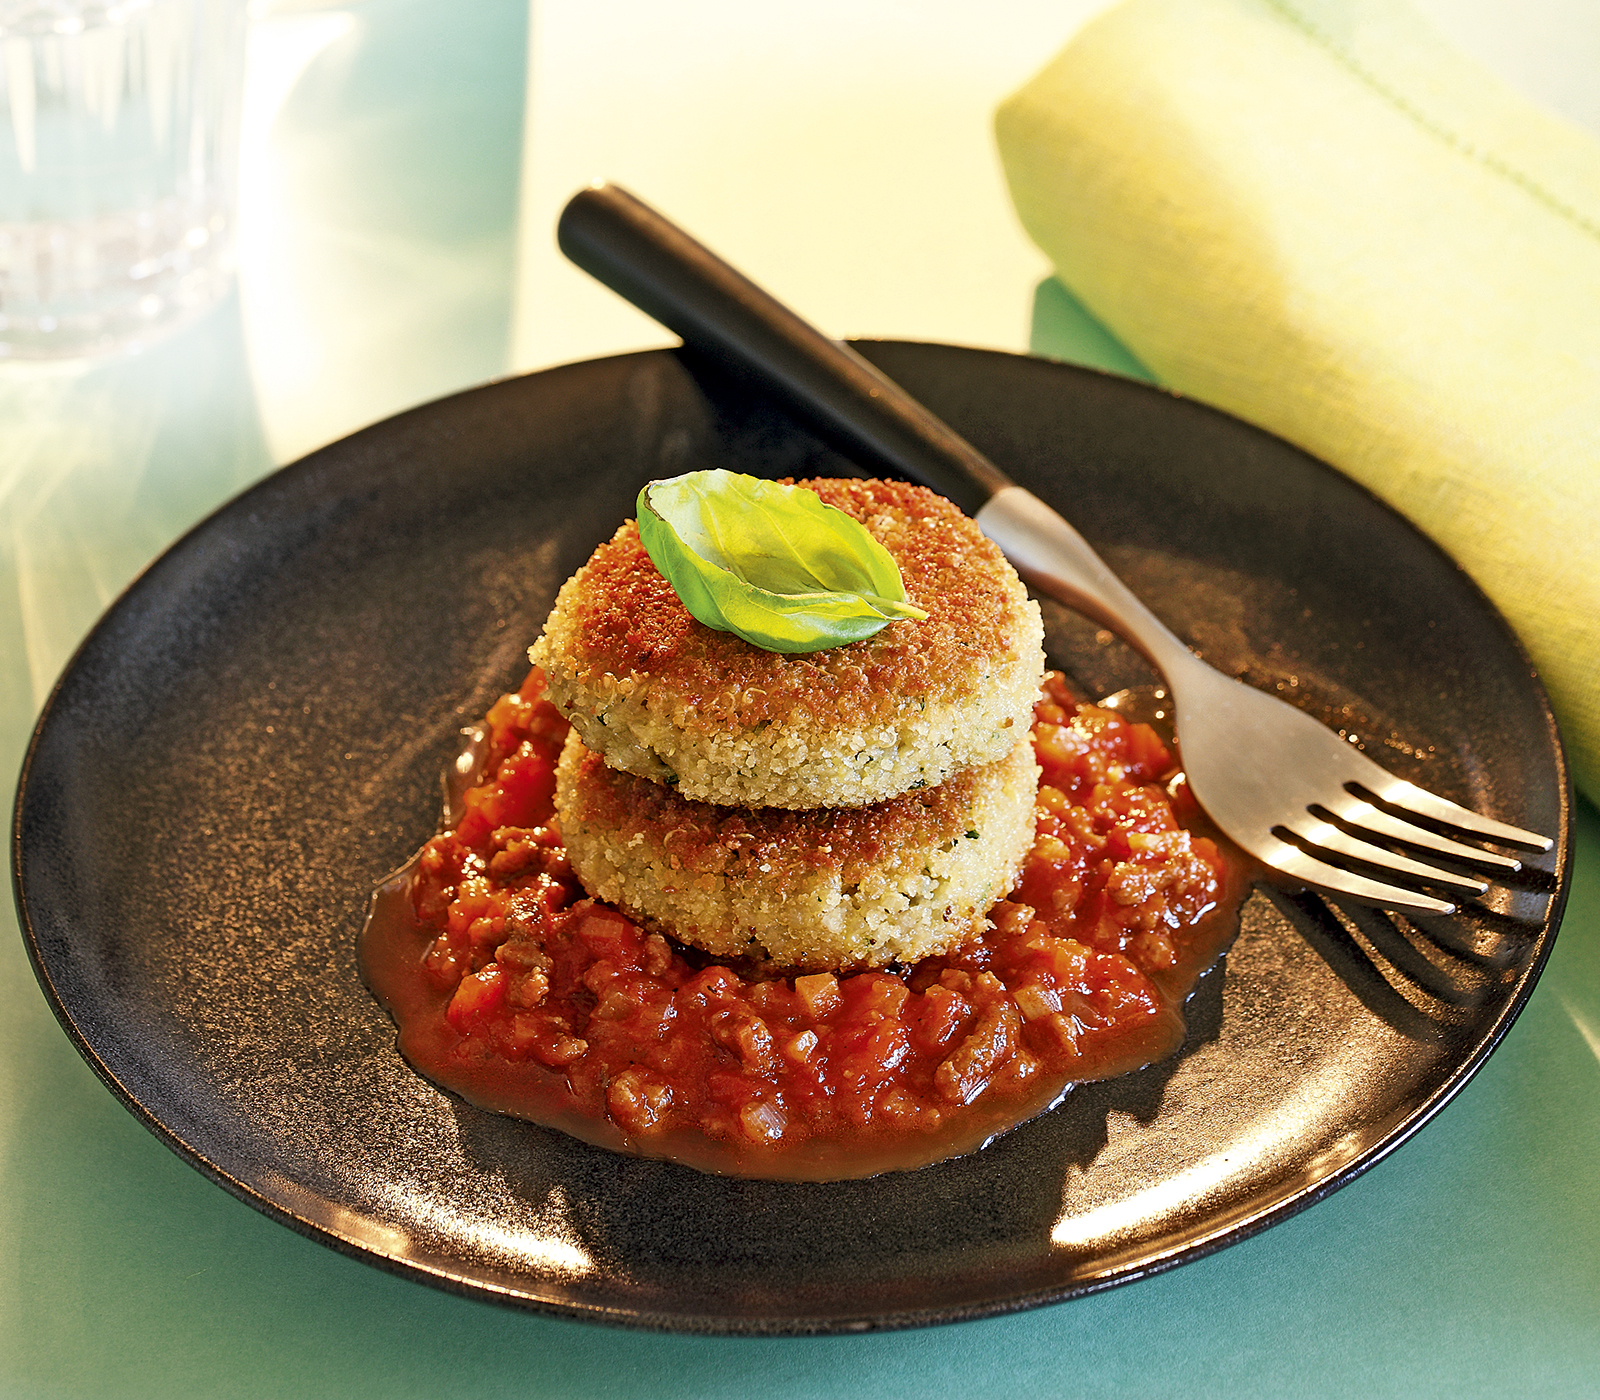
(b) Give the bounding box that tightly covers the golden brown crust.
[551,477,1027,730]
[562,734,993,884]
[530,477,1045,809]
[555,727,1041,970]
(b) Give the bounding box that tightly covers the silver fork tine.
[1280,815,1490,896]
[1261,835,1458,916]
[1358,771,1552,851]
[1317,791,1522,872]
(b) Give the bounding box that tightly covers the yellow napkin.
[996,0,1600,806]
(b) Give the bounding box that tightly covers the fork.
[556,183,1552,916]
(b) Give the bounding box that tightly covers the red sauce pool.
[360,668,1244,1179]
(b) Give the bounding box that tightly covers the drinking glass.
[0,0,247,360]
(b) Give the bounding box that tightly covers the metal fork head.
[1164,659,1551,917]
[972,487,1551,917]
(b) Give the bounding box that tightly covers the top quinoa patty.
[530,477,1045,810]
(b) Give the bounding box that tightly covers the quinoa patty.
[530,477,1045,809]
[554,728,1040,972]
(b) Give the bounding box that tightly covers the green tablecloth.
[4,4,1595,1394]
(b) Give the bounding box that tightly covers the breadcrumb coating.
[554,728,1040,972]
[530,477,1044,809]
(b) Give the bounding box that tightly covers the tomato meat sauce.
[360,668,1241,1179]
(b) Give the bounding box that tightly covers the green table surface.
[4,4,1597,1396]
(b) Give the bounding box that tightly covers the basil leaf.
[636,470,928,654]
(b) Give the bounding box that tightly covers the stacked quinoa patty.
[532,477,1045,971]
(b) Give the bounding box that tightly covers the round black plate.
[12,343,1572,1333]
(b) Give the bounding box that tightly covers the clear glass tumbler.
[0,0,246,360]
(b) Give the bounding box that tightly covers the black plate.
[12,343,1572,1333]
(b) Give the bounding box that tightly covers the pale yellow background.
[508,0,1599,378]
[510,0,1114,373]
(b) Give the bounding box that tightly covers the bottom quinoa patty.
[554,729,1040,972]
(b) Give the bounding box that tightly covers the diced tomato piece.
[446,963,507,1030]
[455,747,557,846]
[575,904,644,965]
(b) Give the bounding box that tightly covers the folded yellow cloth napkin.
[996,0,1600,805]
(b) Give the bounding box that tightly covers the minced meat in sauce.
[359,668,1242,1179]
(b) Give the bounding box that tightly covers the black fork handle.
[556,182,1013,517]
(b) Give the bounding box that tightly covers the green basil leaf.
[636,470,927,654]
